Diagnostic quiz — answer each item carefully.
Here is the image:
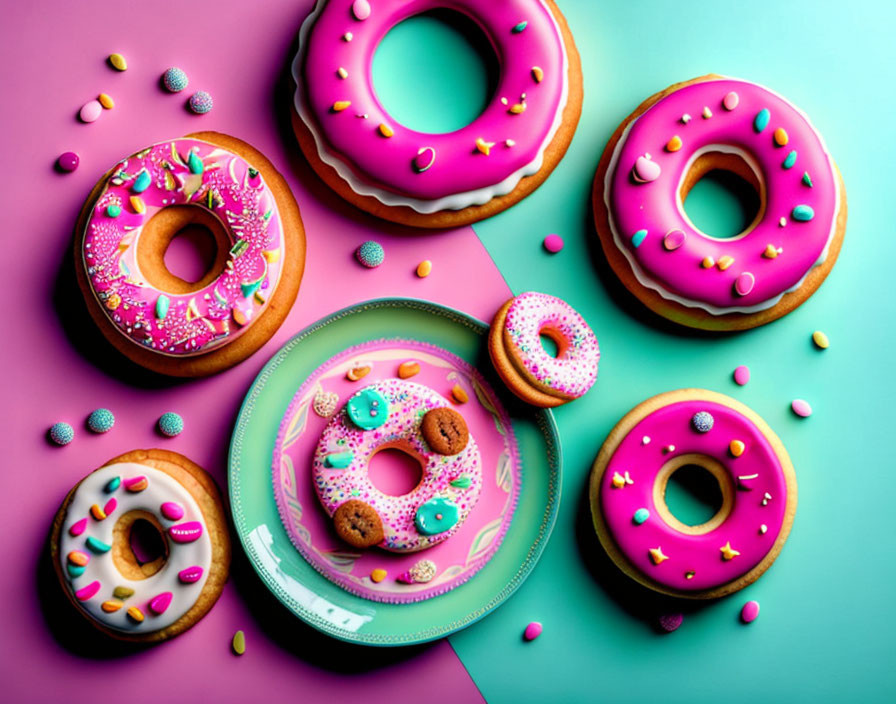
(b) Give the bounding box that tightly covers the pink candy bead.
[79,100,103,123]
[741,600,760,623]
[57,151,80,172]
[543,234,564,253]
[733,365,750,386]
[523,621,543,641]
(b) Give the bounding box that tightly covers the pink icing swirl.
[82,138,285,356]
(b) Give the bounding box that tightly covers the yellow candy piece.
[262,248,281,263]
[665,135,682,152]
[98,93,114,109]
[701,256,715,268]
[729,439,745,457]
[416,260,432,278]
[101,600,123,613]
[773,127,789,146]
[398,361,420,379]
[113,586,134,599]
[90,504,106,520]
[509,103,526,114]
[812,330,830,349]
[475,137,494,156]
[332,100,351,112]
[127,606,144,623]
[346,365,372,381]
[611,471,626,489]
[232,630,246,655]
[763,244,778,259]
[232,308,249,327]
[531,66,544,83]
[108,53,127,71]
[370,569,387,583]
[451,384,469,404]
[649,547,668,565]
[130,196,146,214]
[378,123,394,138]
[105,293,121,310]
[337,67,348,79]
[720,542,740,561]
[717,255,735,271]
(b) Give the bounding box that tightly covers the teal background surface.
[374,1,895,701]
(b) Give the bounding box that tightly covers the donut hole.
[680,150,764,240]
[371,9,498,134]
[654,454,735,535]
[367,445,424,496]
[111,511,170,580]
[137,204,231,294]
[539,327,567,358]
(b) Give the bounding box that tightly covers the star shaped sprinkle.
[649,547,668,565]
[720,542,741,561]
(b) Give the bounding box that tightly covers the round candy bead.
[356,240,384,268]
[87,408,115,433]
[108,53,127,71]
[658,613,683,632]
[523,621,543,641]
[543,233,564,253]
[188,91,213,114]
[162,67,189,92]
[741,600,760,623]
[79,100,103,123]
[57,152,80,172]
[791,399,812,417]
[49,422,74,446]
[733,365,750,386]
[158,412,184,437]
[691,411,714,433]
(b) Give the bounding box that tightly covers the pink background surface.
[0,1,510,701]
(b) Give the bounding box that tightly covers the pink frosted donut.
[590,390,797,598]
[313,379,482,552]
[597,76,846,330]
[291,0,581,226]
[489,292,599,407]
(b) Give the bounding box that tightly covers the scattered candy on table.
[79,100,103,123]
[98,93,114,109]
[158,412,184,437]
[107,53,127,71]
[791,399,812,418]
[740,600,760,623]
[162,66,189,92]
[356,240,384,268]
[416,260,432,278]
[48,422,74,446]
[733,365,750,386]
[56,152,79,172]
[812,330,830,349]
[658,613,683,632]
[232,629,246,655]
[523,621,542,641]
[543,233,564,253]
[188,91,213,114]
[87,408,115,433]
[370,568,387,583]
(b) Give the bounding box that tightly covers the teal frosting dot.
[104,476,121,492]
[324,450,354,469]
[414,497,459,535]
[87,408,115,433]
[157,412,184,437]
[792,204,815,222]
[346,388,389,430]
[105,204,121,218]
[48,422,74,446]
[783,150,797,169]
[754,108,770,133]
[356,240,385,268]
[633,508,650,525]
[631,229,647,248]
[132,169,151,193]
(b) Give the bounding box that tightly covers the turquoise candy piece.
[414,497,459,535]
[753,108,770,132]
[187,150,204,175]
[104,476,121,493]
[105,204,121,218]
[86,536,112,554]
[633,508,650,525]
[802,172,814,187]
[512,21,528,33]
[67,563,86,579]
[157,412,184,437]
[783,150,797,169]
[792,204,815,222]
[631,229,647,248]
[132,169,151,193]
[155,294,170,320]
[240,278,263,299]
[346,388,389,430]
[450,474,472,489]
[48,422,74,446]
[323,450,354,469]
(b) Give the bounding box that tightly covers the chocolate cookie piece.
[421,407,470,456]
[332,499,384,548]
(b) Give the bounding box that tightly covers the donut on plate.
[74,132,305,376]
[593,75,846,330]
[589,389,797,599]
[313,379,482,552]
[291,0,583,228]
[488,292,599,408]
[50,449,231,642]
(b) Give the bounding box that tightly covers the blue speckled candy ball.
[158,412,184,438]
[691,411,714,433]
[49,422,74,446]
[356,240,385,268]
[188,91,214,114]
[162,66,189,93]
[87,408,115,433]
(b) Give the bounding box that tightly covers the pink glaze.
[503,292,599,399]
[604,78,841,314]
[168,521,203,543]
[313,379,482,552]
[599,399,790,592]
[82,138,285,357]
[293,0,569,212]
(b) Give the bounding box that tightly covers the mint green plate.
[228,298,562,646]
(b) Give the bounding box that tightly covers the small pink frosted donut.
[313,379,482,552]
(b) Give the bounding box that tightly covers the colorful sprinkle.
[450,474,472,489]
[104,476,120,492]
[76,581,101,601]
[475,137,494,155]
[783,150,797,169]
[351,0,371,20]
[812,330,830,349]
[701,256,715,268]
[681,113,692,124]
[543,233,564,253]
[49,422,74,446]
[722,91,739,111]
[633,508,650,525]
[531,66,544,83]
[773,127,789,146]
[378,123,394,138]
[702,106,712,119]
[162,67,189,92]
[123,476,148,492]
[323,450,354,469]
[187,150,204,175]
[763,244,779,259]
[87,408,115,433]
[649,547,668,565]
[90,504,107,521]
[101,600,123,613]
[802,172,813,187]
[232,630,246,655]
[665,135,682,152]
[512,21,528,33]
[759,524,768,534]
[631,229,647,248]
[691,411,714,433]
[129,195,146,214]
[158,411,184,437]
[729,440,745,457]
[741,600,760,623]
[127,606,145,623]
[69,518,87,537]
[68,550,90,567]
[450,384,469,404]
[57,151,80,172]
[754,108,770,133]
[733,365,750,386]
[336,66,348,79]
[113,585,135,599]
[178,566,204,584]
[346,364,372,381]
[720,542,740,560]
[416,260,432,278]
[332,100,351,112]
[413,146,436,173]
[717,255,735,271]
[149,592,173,615]
[641,436,651,445]
[86,536,111,553]
[370,568,387,583]
[734,272,755,297]
[658,613,683,632]
[105,204,121,218]
[792,205,814,222]
[169,521,203,543]
[523,622,543,641]
[779,217,787,227]
[98,93,114,109]
[791,399,812,417]
[132,169,151,193]
[160,501,185,521]
[188,91,213,114]
[79,100,103,123]
[663,228,686,251]
[108,53,127,71]
[343,32,353,42]
[356,240,384,268]
[632,154,661,183]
